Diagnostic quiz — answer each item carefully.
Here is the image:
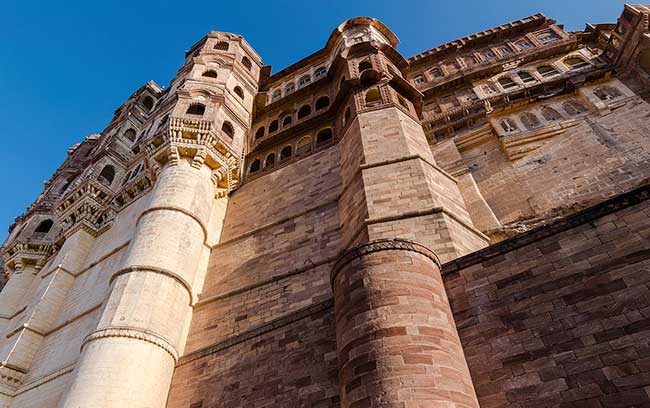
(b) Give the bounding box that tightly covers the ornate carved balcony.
[144,116,241,195]
[54,177,115,238]
[1,238,57,272]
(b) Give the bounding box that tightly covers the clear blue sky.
[0,0,629,240]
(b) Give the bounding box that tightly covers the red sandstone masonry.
[443,185,650,407]
[332,240,479,408]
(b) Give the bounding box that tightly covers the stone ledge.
[442,182,650,274]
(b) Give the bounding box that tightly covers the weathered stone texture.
[444,185,650,408]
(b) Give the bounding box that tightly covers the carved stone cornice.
[54,178,115,238]
[331,238,441,285]
[144,116,241,196]
[1,239,57,271]
[81,327,179,362]
[111,170,154,211]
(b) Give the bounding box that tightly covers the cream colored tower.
[57,32,260,408]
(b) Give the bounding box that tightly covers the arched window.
[483,50,496,59]
[315,96,330,111]
[594,86,622,101]
[537,30,560,44]
[314,67,327,79]
[282,115,292,127]
[430,68,443,78]
[202,70,218,78]
[541,106,562,121]
[124,128,137,142]
[520,112,542,130]
[269,120,279,133]
[285,83,295,94]
[564,57,590,70]
[563,100,588,116]
[34,219,53,234]
[214,41,229,51]
[298,105,311,119]
[518,71,536,83]
[500,118,518,132]
[255,127,265,139]
[499,46,513,55]
[142,96,154,111]
[414,75,425,84]
[365,89,382,106]
[249,159,261,173]
[186,103,206,116]
[316,128,333,145]
[234,86,244,100]
[358,60,372,72]
[537,65,559,78]
[222,121,234,138]
[498,76,517,90]
[264,153,275,168]
[298,75,311,87]
[296,136,312,155]
[271,90,281,101]
[242,56,252,71]
[98,165,116,185]
[516,39,532,50]
[280,146,292,161]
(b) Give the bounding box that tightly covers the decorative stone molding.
[331,238,441,284]
[1,240,57,272]
[81,327,179,362]
[111,170,154,211]
[54,178,115,238]
[143,116,241,195]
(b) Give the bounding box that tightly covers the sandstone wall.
[444,185,650,407]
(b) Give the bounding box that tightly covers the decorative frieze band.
[331,238,441,285]
[81,327,179,362]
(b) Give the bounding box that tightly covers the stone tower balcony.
[54,177,115,238]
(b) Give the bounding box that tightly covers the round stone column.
[59,159,215,408]
[331,239,479,408]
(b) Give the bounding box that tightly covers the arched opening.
[284,83,295,94]
[264,153,275,168]
[537,65,559,78]
[498,76,517,90]
[537,30,560,44]
[562,100,588,116]
[296,136,312,155]
[315,96,330,111]
[564,57,590,70]
[414,75,425,84]
[142,96,154,111]
[269,120,279,133]
[98,165,116,185]
[365,88,382,106]
[314,67,327,79]
[34,219,53,234]
[234,86,244,100]
[541,106,562,121]
[271,90,282,102]
[124,128,137,142]
[298,105,311,119]
[316,128,333,145]
[520,112,542,130]
[430,68,443,78]
[280,146,292,161]
[282,116,292,127]
[222,121,234,138]
[518,71,536,83]
[500,118,518,132]
[249,159,261,173]
[186,103,206,116]
[242,56,252,71]
[298,75,311,87]
[594,86,622,101]
[255,127,265,140]
[202,70,218,78]
[214,41,229,51]
[358,60,372,72]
